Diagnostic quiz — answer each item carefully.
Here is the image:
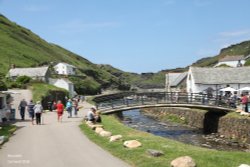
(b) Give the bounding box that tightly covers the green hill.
[192,40,250,67]
[1,13,250,92]
[0,14,133,93]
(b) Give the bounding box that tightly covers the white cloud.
[22,5,50,12]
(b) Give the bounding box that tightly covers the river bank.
[80,114,250,167]
[142,107,250,150]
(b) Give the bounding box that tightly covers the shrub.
[16,75,31,84]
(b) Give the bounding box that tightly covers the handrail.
[93,92,237,112]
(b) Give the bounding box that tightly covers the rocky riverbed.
[118,109,249,152]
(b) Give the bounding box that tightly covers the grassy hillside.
[0,14,132,92]
[192,40,250,67]
[2,13,250,91]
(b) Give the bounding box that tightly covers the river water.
[118,109,245,151]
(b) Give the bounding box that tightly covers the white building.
[0,91,14,123]
[165,72,187,92]
[8,66,50,83]
[214,55,249,67]
[187,66,250,95]
[49,78,76,97]
[54,63,76,75]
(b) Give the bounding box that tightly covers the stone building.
[8,66,50,83]
[165,72,187,92]
[187,66,250,95]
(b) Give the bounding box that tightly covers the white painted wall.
[214,60,246,67]
[49,79,75,97]
[54,63,76,75]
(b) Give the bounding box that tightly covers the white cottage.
[187,66,250,95]
[54,63,76,75]
[214,55,249,67]
[49,78,76,97]
[8,66,50,83]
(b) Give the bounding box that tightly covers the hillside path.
[0,89,130,167]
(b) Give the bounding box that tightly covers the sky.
[1,0,250,73]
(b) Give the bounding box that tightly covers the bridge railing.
[93,92,236,111]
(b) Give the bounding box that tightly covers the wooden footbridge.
[93,91,236,114]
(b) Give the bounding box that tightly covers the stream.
[118,109,246,151]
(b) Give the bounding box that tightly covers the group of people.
[18,97,101,124]
[221,92,250,112]
[19,99,43,125]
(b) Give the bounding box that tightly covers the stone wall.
[218,116,250,143]
[142,107,207,129]
[142,107,250,143]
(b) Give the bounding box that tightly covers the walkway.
[0,90,129,167]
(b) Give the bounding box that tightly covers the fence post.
[111,100,114,109]
[141,96,144,105]
[126,98,129,107]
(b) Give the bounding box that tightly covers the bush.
[70,77,101,95]
[16,75,31,84]
[0,72,7,91]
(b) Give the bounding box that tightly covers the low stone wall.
[142,107,250,144]
[142,107,207,129]
[218,116,250,143]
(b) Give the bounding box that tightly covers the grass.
[31,82,68,102]
[0,124,17,145]
[80,115,250,167]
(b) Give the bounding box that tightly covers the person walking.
[66,99,72,118]
[27,100,35,125]
[241,93,248,112]
[56,100,64,122]
[33,101,43,125]
[18,99,27,120]
[72,99,78,117]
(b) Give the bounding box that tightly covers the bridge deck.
[93,91,236,114]
[99,103,235,114]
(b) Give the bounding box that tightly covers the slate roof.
[8,66,49,78]
[190,66,250,84]
[219,55,245,62]
[167,72,187,86]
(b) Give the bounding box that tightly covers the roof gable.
[167,72,187,86]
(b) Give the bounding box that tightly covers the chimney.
[11,64,16,69]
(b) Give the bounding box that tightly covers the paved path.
[0,90,130,167]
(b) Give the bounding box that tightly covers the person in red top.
[241,93,248,112]
[56,100,64,122]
